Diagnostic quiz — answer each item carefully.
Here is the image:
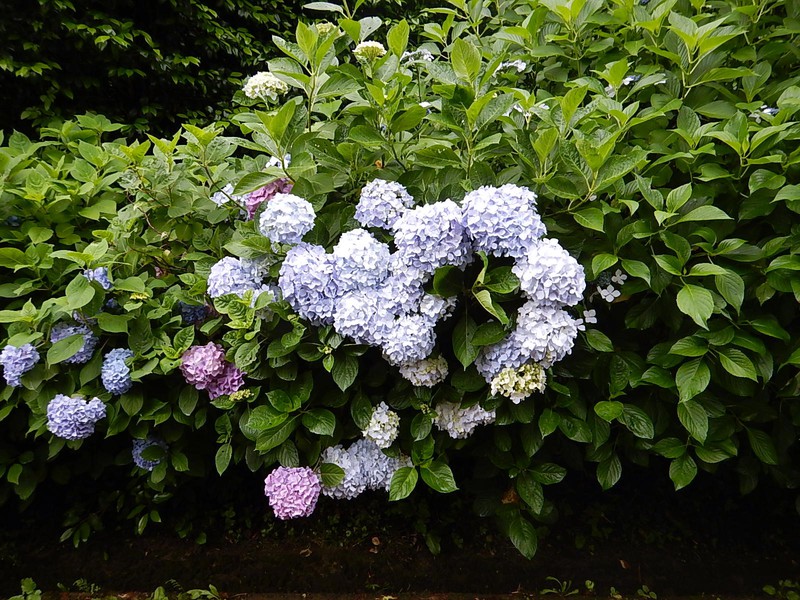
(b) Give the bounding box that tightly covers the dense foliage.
[1,0,800,557]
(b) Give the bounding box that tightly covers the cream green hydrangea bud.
[490,363,547,404]
[316,22,337,35]
[243,71,289,101]
[363,401,400,449]
[354,41,387,63]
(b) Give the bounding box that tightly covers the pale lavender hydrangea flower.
[244,178,293,219]
[432,401,496,439]
[0,343,39,387]
[263,466,322,519]
[322,440,409,497]
[279,243,339,326]
[132,437,168,471]
[512,238,585,307]
[363,402,400,449]
[83,267,112,290]
[398,355,449,387]
[381,315,436,366]
[207,256,270,300]
[46,395,106,440]
[418,294,457,324]
[101,348,134,395]
[355,179,415,230]
[394,200,471,275]
[333,289,394,345]
[207,363,245,399]
[320,445,365,499]
[258,193,315,244]
[180,343,226,390]
[332,229,391,293]
[461,184,546,259]
[50,323,98,364]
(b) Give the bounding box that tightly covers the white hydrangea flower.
[363,402,400,449]
[512,238,586,308]
[402,48,434,62]
[598,285,621,302]
[490,363,546,404]
[258,193,316,245]
[433,401,495,439]
[243,71,289,101]
[611,269,628,285]
[583,309,597,324]
[497,60,527,72]
[332,229,391,293]
[354,41,386,63]
[355,179,415,230]
[381,314,436,366]
[398,355,449,387]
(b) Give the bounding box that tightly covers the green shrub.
[1,0,800,557]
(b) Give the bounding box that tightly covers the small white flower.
[611,269,628,285]
[604,85,616,97]
[498,60,527,73]
[583,309,597,324]
[402,48,434,62]
[354,41,386,63]
[242,71,289,101]
[621,74,641,86]
[598,285,621,302]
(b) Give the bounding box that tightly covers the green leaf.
[421,460,458,493]
[320,463,345,487]
[452,315,479,368]
[473,289,509,324]
[652,437,687,458]
[472,322,507,346]
[301,408,336,436]
[389,466,418,501]
[676,284,714,329]
[256,417,298,453]
[215,444,232,475]
[96,313,129,334]
[620,259,651,284]
[585,329,614,352]
[717,347,758,381]
[715,271,745,312]
[669,454,697,490]
[591,253,618,277]
[620,405,654,439]
[597,454,622,490]
[677,399,708,443]
[391,105,426,132]
[530,463,566,485]
[538,408,561,437]
[432,265,462,297]
[0,247,28,269]
[66,275,95,309]
[674,205,732,224]
[268,389,301,413]
[516,473,544,513]
[509,514,538,559]
[386,19,409,57]
[573,208,604,232]
[746,429,778,465]
[178,387,198,416]
[675,358,711,402]
[451,38,481,82]
[483,266,519,294]
[594,400,624,421]
[120,391,143,416]
[247,405,287,432]
[331,354,358,391]
[47,335,84,365]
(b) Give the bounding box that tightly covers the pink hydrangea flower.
[263,466,321,519]
[207,363,245,399]
[180,343,226,389]
[245,179,294,220]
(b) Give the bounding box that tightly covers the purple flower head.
[101,348,134,395]
[461,184,546,259]
[83,267,112,290]
[180,342,226,389]
[132,437,168,471]
[245,179,294,220]
[50,323,98,364]
[355,179,415,230]
[332,229,391,294]
[258,193,316,245]
[207,363,245,399]
[278,243,339,326]
[0,343,39,387]
[512,238,585,308]
[393,200,472,275]
[46,395,106,440]
[263,466,322,519]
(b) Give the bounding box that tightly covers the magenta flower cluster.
[263,466,322,519]
[180,342,244,399]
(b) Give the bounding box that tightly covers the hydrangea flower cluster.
[355,179,415,230]
[0,343,39,387]
[207,256,271,301]
[353,41,386,63]
[132,437,168,471]
[263,466,321,519]
[180,343,244,398]
[397,355,449,388]
[363,402,400,449]
[279,243,338,326]
[321,439,410,499]
[401,48,434,63]
[258,193,316,245]
[50,323,98,364]
[101,348,134,395]
[46,395,106,440]
[83,267,112,290]
[513,238,586,307]
[242,71,289,101]
[245,178,293,220]
[490,363,546,404]
[433,401,496,439]
[179,302,208,325]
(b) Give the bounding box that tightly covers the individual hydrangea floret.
[332,229,391,293]
[512,238,586,308]
[245,178,293,220]
[179,302,208,325]
[132,437,168,471]
[363,402,400,449]
[279,243,339,326]
[355,179,415,230]
[243,71,289,101]
[490,363,546,403]
[49,323,98,364]
[498,60,527,72]
[393,200,472,275]
[433,401,496,439]
[381,315,436,366]
[333,289,394,346]
[207,363,245,399]
[401,48,434,62]
[0,343,39,387]
[461,184,546,259]
[263,466,322,520]
[180,343,226,390]
[354,41,386,63]
[101,348,134,395]
[398,355,449,387]
[83,267,112,290]
[207,256,269,300]
[258,193,315,244]
[46,395,106,441]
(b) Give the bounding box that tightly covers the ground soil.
[1,466,798,598]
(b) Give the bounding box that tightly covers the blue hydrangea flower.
[512,238,586,308]
[257,193,316,245]
[278,243,339,326]
[332,229,391,294]
[132,437,168,471]
[0,343,39,387]
[461,184,546,259]
[393,200,472,276]
[179,302,208,324]
[381,314,436,366]
[50,323,98,364]
[355,179,415,230]
[46,395,106,440]
[207,256,270,300]
[333,289,395,345]
[101,348,134,395]
[83,267,112,290]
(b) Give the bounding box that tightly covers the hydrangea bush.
[1,0,800,557]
